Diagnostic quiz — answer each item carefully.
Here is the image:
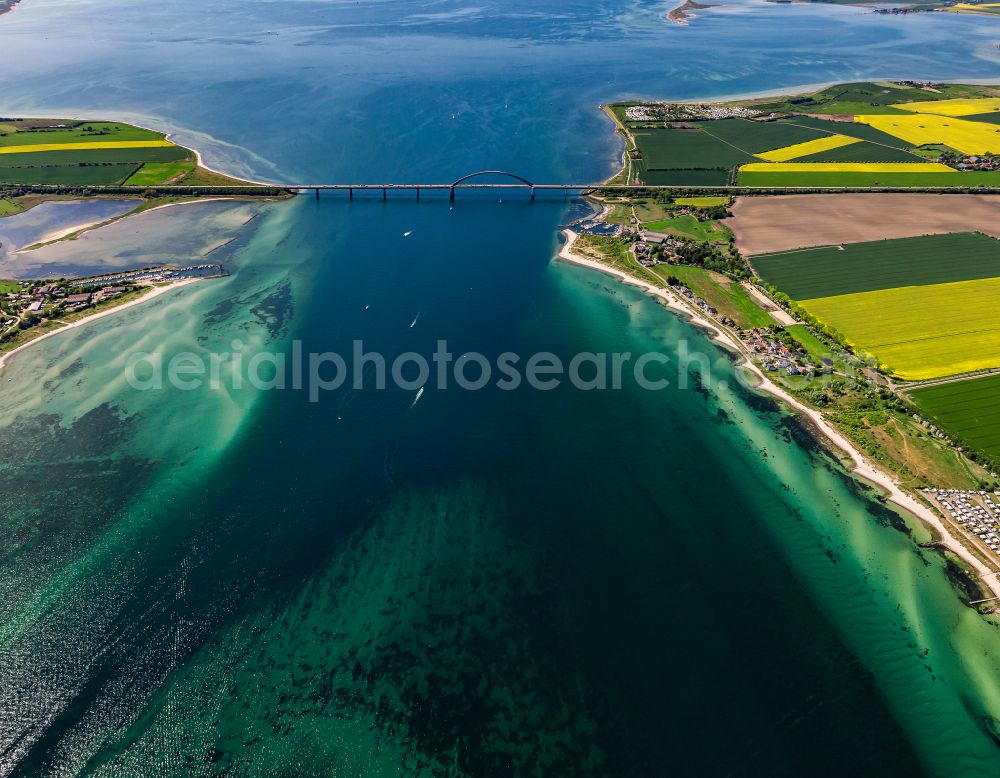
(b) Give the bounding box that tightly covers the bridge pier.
[530,187,536,202]
[416,187,420,201]
[315,188,319,200]
[382,187,387,201]
[349,187,353,201]
[449,187,455,202]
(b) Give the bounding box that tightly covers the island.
[566,81,1000,607]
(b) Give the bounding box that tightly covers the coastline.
[0,280,195,374]
[668,0,715,25]
[556,228,1000,601]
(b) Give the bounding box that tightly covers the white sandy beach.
[0,280,194,374]
[557,229,1000,601]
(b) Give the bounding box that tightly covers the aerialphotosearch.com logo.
[125,338,756,401]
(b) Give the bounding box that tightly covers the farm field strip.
[800,277,1000,380]
[756,134,860,162]
[739,161,955,174]
[0,140,176,155]
[910,374,1000,459]
[856,114,1000,155]
[892,97,1000,117]
[750,232,1000,298]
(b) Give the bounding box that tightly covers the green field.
[124,160,197,186]
[638,167,731,186]
[794,142,923,163]
[634,128,753,168]
[642,214,730,243]
[0,121,165,147]
[0,146,190,167]
[736,169,1000,188]
[785,324,840,368]
[0,163,140,185]
[652,265,772,327]
[751,233,1000,299]
[696,119,827,153]
[674,196,729,207]
[0,279,20,292]
[910,375,1000,461]
[0,198,24,216]
[966,112,1000,125]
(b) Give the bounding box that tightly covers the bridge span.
[292,170,605,201]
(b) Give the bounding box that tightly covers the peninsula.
[566,80,1000,605]
[0,117,287,370]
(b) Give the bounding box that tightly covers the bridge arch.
[450,170,535,188]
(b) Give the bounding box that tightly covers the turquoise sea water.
[3,1,1000,775]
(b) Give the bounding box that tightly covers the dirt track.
[726,194,1000,256]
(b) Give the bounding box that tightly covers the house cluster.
[953,154,999,172]
[633,231,687,266]
[3,281,132,322]
[924,489,1000,557]
[743,327,815,376]
[624,103,761,123]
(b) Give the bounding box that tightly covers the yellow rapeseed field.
[738,161,955,173]
[891,97,1000,117]
[756,134,860,162]
[855,114,1000,155]
[0,140,176,154]
[801,277,1000,380]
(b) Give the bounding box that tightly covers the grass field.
[785,324,840,368]
[910,375,1000,461]
[751,232,1000,299]
[638,167,732,186]
[633,128,753,168]
[892,97,1000,117]
[800,277,1000,379]
[0,280,20,293]
[673,196,728,207]
[651,265,773,327]
[0,199,24,216]
[856,114,1000,155]
[124,160,197,186]
[642,214,730,243]
[0,146,191,167]
[756,134,860,162]
[0,163,139,185]
[0,122,164,147]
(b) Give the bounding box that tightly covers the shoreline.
[556,228,1000,601]
[668,0,715,25]
[0,280,195,374]
[606,76,1000,116]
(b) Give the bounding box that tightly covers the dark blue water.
[3,1,1000,775]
